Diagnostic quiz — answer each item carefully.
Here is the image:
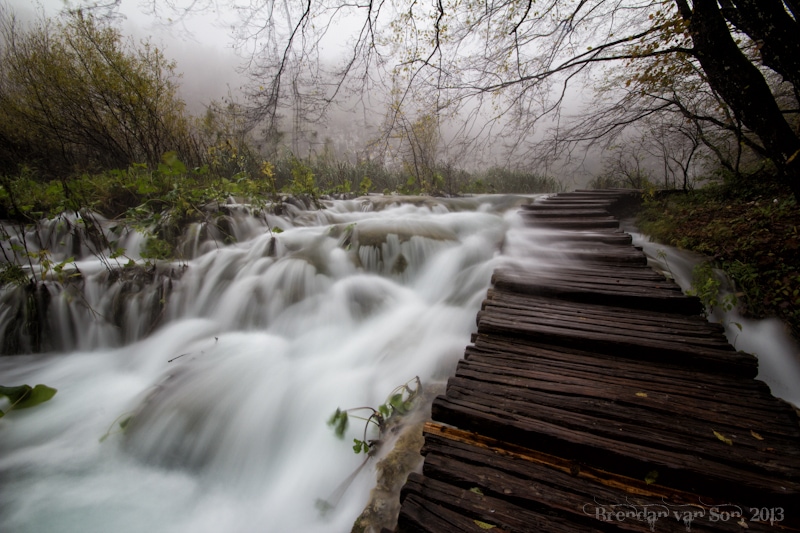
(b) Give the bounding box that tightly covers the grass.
[636,178,800,340]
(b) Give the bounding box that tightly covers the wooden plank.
[491,270,680,291]
[483,292,721,334]
[466,337,776,404]
[491,269,705,315]
[521,218,621,230]
[420,449,782,532]
[394,189,800,532]
[513,229,634,245]
[401,474,594,532]
[445,372,800,456]
[477,306,732,347]
[462,346,783,412]
[476,313,757,377]
[521,209,612,217]
[522,202,614,211]
[431,395,800,503]
[452,359,797,437]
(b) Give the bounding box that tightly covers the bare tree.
[71,1,800,197]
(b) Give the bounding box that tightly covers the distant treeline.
[0,7,560,208]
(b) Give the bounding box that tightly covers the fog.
[9,0,248,113]
[5,0,610,185]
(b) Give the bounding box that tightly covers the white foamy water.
[631,231,800,408]
[0,195,533,533]
[3,196,798,533]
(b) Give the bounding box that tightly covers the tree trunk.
[719,0,800,92]
[677,0,800,199]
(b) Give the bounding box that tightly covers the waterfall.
[0,194,529,533]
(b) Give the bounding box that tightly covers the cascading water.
[629,229,800,408]
[0,194,533,533]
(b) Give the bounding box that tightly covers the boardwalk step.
[395,189,800,533]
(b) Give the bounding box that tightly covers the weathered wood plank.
[521,209,612,217]
[463,346,789,416]
[513,229,634,245]
[400,474,595,532]
[394,189,800,532]
[444,374,800,460]
[477,306,732,347]
[466,337,777,404]
[420,449,782,532]
[452,359,798,437]
[483,293,722,335]
[431,395,800,503]
[520,217,621,229]
[476,314,757,377]
[491,268,705,314]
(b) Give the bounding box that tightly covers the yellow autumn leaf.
[713,430,733,445]
[750,430,764,441]
[474,520,496,530]
[635,392,648,398]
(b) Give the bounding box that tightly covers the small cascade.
[0,194,533,533]
[630,230,800,407]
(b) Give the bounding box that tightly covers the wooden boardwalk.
[394,190,800,532]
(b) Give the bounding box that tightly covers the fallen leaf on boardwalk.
[469,487,484,495]
[474,520,496,529]
[750,430,764,440]
[713,430,733,445]
[635,392,648,398]
[738,518,749,528]
[645,470,658,484]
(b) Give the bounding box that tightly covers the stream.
[0,196,797,533]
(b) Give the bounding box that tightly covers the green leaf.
[645,470,659,485]
[0,384,57,412]
[109,247,126,259]
[389,393,409,414]
[327,408,348,438]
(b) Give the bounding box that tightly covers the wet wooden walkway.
[394,190,800,532]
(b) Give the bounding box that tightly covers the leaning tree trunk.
[676,0,800,200]
[719,0,800,93]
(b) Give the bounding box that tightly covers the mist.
[5,0,607,185]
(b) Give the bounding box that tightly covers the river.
[1,195,797,533]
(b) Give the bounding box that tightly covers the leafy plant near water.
[327,376,422,455]
[686,261,737,313]
[0,384,57,418]
[636,180,800,339]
